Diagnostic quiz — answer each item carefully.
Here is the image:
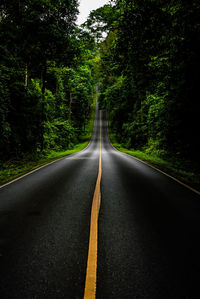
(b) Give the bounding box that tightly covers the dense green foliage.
[0,0,95,161]
[0,95,96,185]
[88,0,200,167]
[1,0,200,182]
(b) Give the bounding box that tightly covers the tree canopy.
[0,0,95,159]
[1,0,200,174]
[88,0,200,167]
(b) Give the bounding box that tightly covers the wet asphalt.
[0,107,200,298]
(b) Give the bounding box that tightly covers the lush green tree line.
[0,0,95,160]
[1,0,200,171]
[87,0,200,166]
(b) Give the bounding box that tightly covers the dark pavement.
[0,107,200,298]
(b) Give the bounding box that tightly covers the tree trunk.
[141,99,143,123]
[56,80,58,93]
[25,63,28,86]
[40,61,47,151]
[68,92,72,124]
[41,61,47,95]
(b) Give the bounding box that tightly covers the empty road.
[0,106,200,298]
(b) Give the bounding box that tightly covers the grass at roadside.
[109,133,200,192]
[0,142,88,186]
[0,98,96,186]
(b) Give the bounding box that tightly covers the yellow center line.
[84,111,102,299]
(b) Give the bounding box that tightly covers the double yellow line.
[84,111,102,299]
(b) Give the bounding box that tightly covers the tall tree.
[0,0,80,158]
[92,0,200,165]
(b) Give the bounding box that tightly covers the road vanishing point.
[0,105,200,298]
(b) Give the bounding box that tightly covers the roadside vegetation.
[1,0,199,189]
[83,0,200,189]
[110,133,200,191]
[0,0,97,185]
[0,96,96,186]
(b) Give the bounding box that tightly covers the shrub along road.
[0,107,200,298]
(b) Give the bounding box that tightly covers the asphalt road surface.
[0,106,200,298]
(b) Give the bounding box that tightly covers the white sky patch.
[77,0,110,26]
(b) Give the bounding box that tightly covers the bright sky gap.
[77,0,109,25]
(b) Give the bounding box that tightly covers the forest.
[0,0,200,186]
[84,0,200,185]
[0,0,97,159]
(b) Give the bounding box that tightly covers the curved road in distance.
[0,106,200,298]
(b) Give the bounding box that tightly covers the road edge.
[107,125,200,197]
[0,140,93,190]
